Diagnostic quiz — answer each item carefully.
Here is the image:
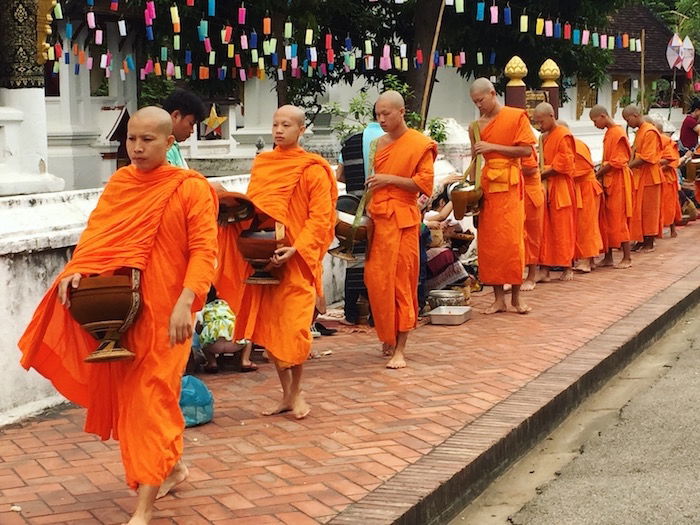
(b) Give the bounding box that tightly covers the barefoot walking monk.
[469,78,535,310]
[572,137,604,273]
[521,147,546,291]
[589,104,633,269]
[622,104,663,252]
[18,107,219,525]
[533,103,577,282]
[217,105,337,417]
[364,90,436,368]
[654,119,682,238]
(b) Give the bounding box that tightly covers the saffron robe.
[217,147,337,367]
[18,164,218,489]
[365,129,436,346]
[600,125,633,250]
[540,125,577,267]
[660,134,682,228]
[477,106,535,284]
[630,122,663,240]
[522,148,545,266]
[573,139,604,259]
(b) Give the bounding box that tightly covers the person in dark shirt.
[679,99,700,152]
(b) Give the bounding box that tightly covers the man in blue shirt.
[162,89,207,168]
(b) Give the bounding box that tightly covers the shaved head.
[621,104,641,118]
[532,102,556,133]
[589,104,609,119]
[275,105,306,127]
[131,106,173,136]
[533,102,554,118]
[470,77,495,96]
[376,90,405,109]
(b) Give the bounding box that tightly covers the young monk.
[590,104,633,269]
[364,90,436,368]
[533,102,577,281]
[18,107,218,525]
[521,147,545,291]
[571,137,604,273]
[217,105,337,417]
[653,119,682,238]
[622,104,663,252]
[469,78,535,310]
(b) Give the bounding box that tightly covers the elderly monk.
[590,105,633,269]
[571,137,604,273]
[217,105,337,417]
[521,147,546,291]
[622,104,663,252]
[18,107,218,525]
[533,103,577,281]
[469,78,535,310]
[652,119,682,238]
[365,90,436,368]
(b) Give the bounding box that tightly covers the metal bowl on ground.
[427,289,469,311]
[426,306,472,325]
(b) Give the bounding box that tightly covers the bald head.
[534,102,554,118]
[375,90,407,137]
[470,77,500,117]
[275,105,306,127]
[470,77,495,96]
[621,104,643,128]
[532,102,556,133]
[130,106,173,136]
[377,90,405,109]
[272,105,306,149]
[589,104,608,119]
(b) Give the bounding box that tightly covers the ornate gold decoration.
[539,59,561,88]
[576,77,598,120]
[36,0,55,64]
[505,56,528,87]
[203,105,228,136]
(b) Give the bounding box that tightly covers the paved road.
[452,305,700,525]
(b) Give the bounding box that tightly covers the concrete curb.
[329,267,700,525]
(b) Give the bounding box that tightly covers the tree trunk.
[405,0,445,123]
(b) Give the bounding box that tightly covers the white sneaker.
[310,325,321,338]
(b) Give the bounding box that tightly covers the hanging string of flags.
[45,0,644,83]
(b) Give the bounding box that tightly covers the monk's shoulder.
[177,172,215,202]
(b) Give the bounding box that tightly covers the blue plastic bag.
[179,375,214,427]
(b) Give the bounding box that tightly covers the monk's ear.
[167,134,176,148]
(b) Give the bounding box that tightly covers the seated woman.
[197,286,256,373]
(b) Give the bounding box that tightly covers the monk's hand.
[169,289,195,346]
[472,141,495,155]
[270,246,297,267]
[58,273,82,308]
[366,174,396,190]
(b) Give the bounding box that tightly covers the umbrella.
[666,33,683,70]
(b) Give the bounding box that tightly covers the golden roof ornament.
[539,59,561,88]
[36,0,57,64]
[505,56,528,87]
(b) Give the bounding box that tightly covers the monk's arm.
[293,166,335,265]
[472,142,531,158]
[628,157,649,169]
[596,163,613,178]
[336,163,345,183]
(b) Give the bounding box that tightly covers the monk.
[18,107,218,525]
[653,119,682,238]
[364,90,436,368]
[468,78,535,309]
[589,104,633,269]
[521,147,545,291]
[622,104,663,252]
[533,103,577,281]
[571,137,604,273]
[216,105,337,417]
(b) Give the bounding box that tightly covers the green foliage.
[426,118,447,143]
[139,75,175,108]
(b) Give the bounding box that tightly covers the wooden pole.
[419,0,447,127]
[640,29,646,112]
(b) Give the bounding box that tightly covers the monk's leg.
[670,223,678,238]
[128,484,159,524]
[262,360,293,416]
[511,286,531,314]
[541,268,552,283]
[382,342,395,357]
[573,258,592,273]
[485,285,508,314]
[615,242,632,269]
[522,264,538,291]
[386,331,408,369]
[640,235,656,252]
[155,458,189,499]
[599,249,615,267]
[288,365,310,419]
[560,267,574,281]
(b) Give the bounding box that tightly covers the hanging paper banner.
[238,4,246,25]
[490,4,498,23]
[622,33,629,48]
[520,13,528,33]
[573,28,580,45]
[545,19,553,37]
[536,17,544,36]
[285,20,293,39]
[455,0,465,14]
[504,4,511,25]
[476,2,485,21]
[554,20,561,38]
[118,19,127,37]
[564,22,571,40]
[582,29,590,45]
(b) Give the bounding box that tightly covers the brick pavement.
[2,224,700,525]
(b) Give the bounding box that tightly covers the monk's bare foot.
[614,259,632,269]
[382,343,394,357]
[521,280,536,292]
[484,300,508,314]
[631,242,644,252]
[262,402,292,416]
[156,461,188,500]
[291,396,311,419]
[511,301,531,314]
[670,226,678,238]
[573,260,591,273]
[386,351,407,369]
[560,268,574,281]
[540,273,552,283]
[598,256,614,267]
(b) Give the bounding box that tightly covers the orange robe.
[522,148,545,266]
[573,139,604,259]
[540,125,577,267]
[630,122,663,240]
[18,164,218,489]
[477,107,535,284]
[365,129,436,346]
[600,125,633,250]
[660,135,682,228]
[217,147,337,367]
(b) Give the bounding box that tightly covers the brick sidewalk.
[2,224,700,525]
